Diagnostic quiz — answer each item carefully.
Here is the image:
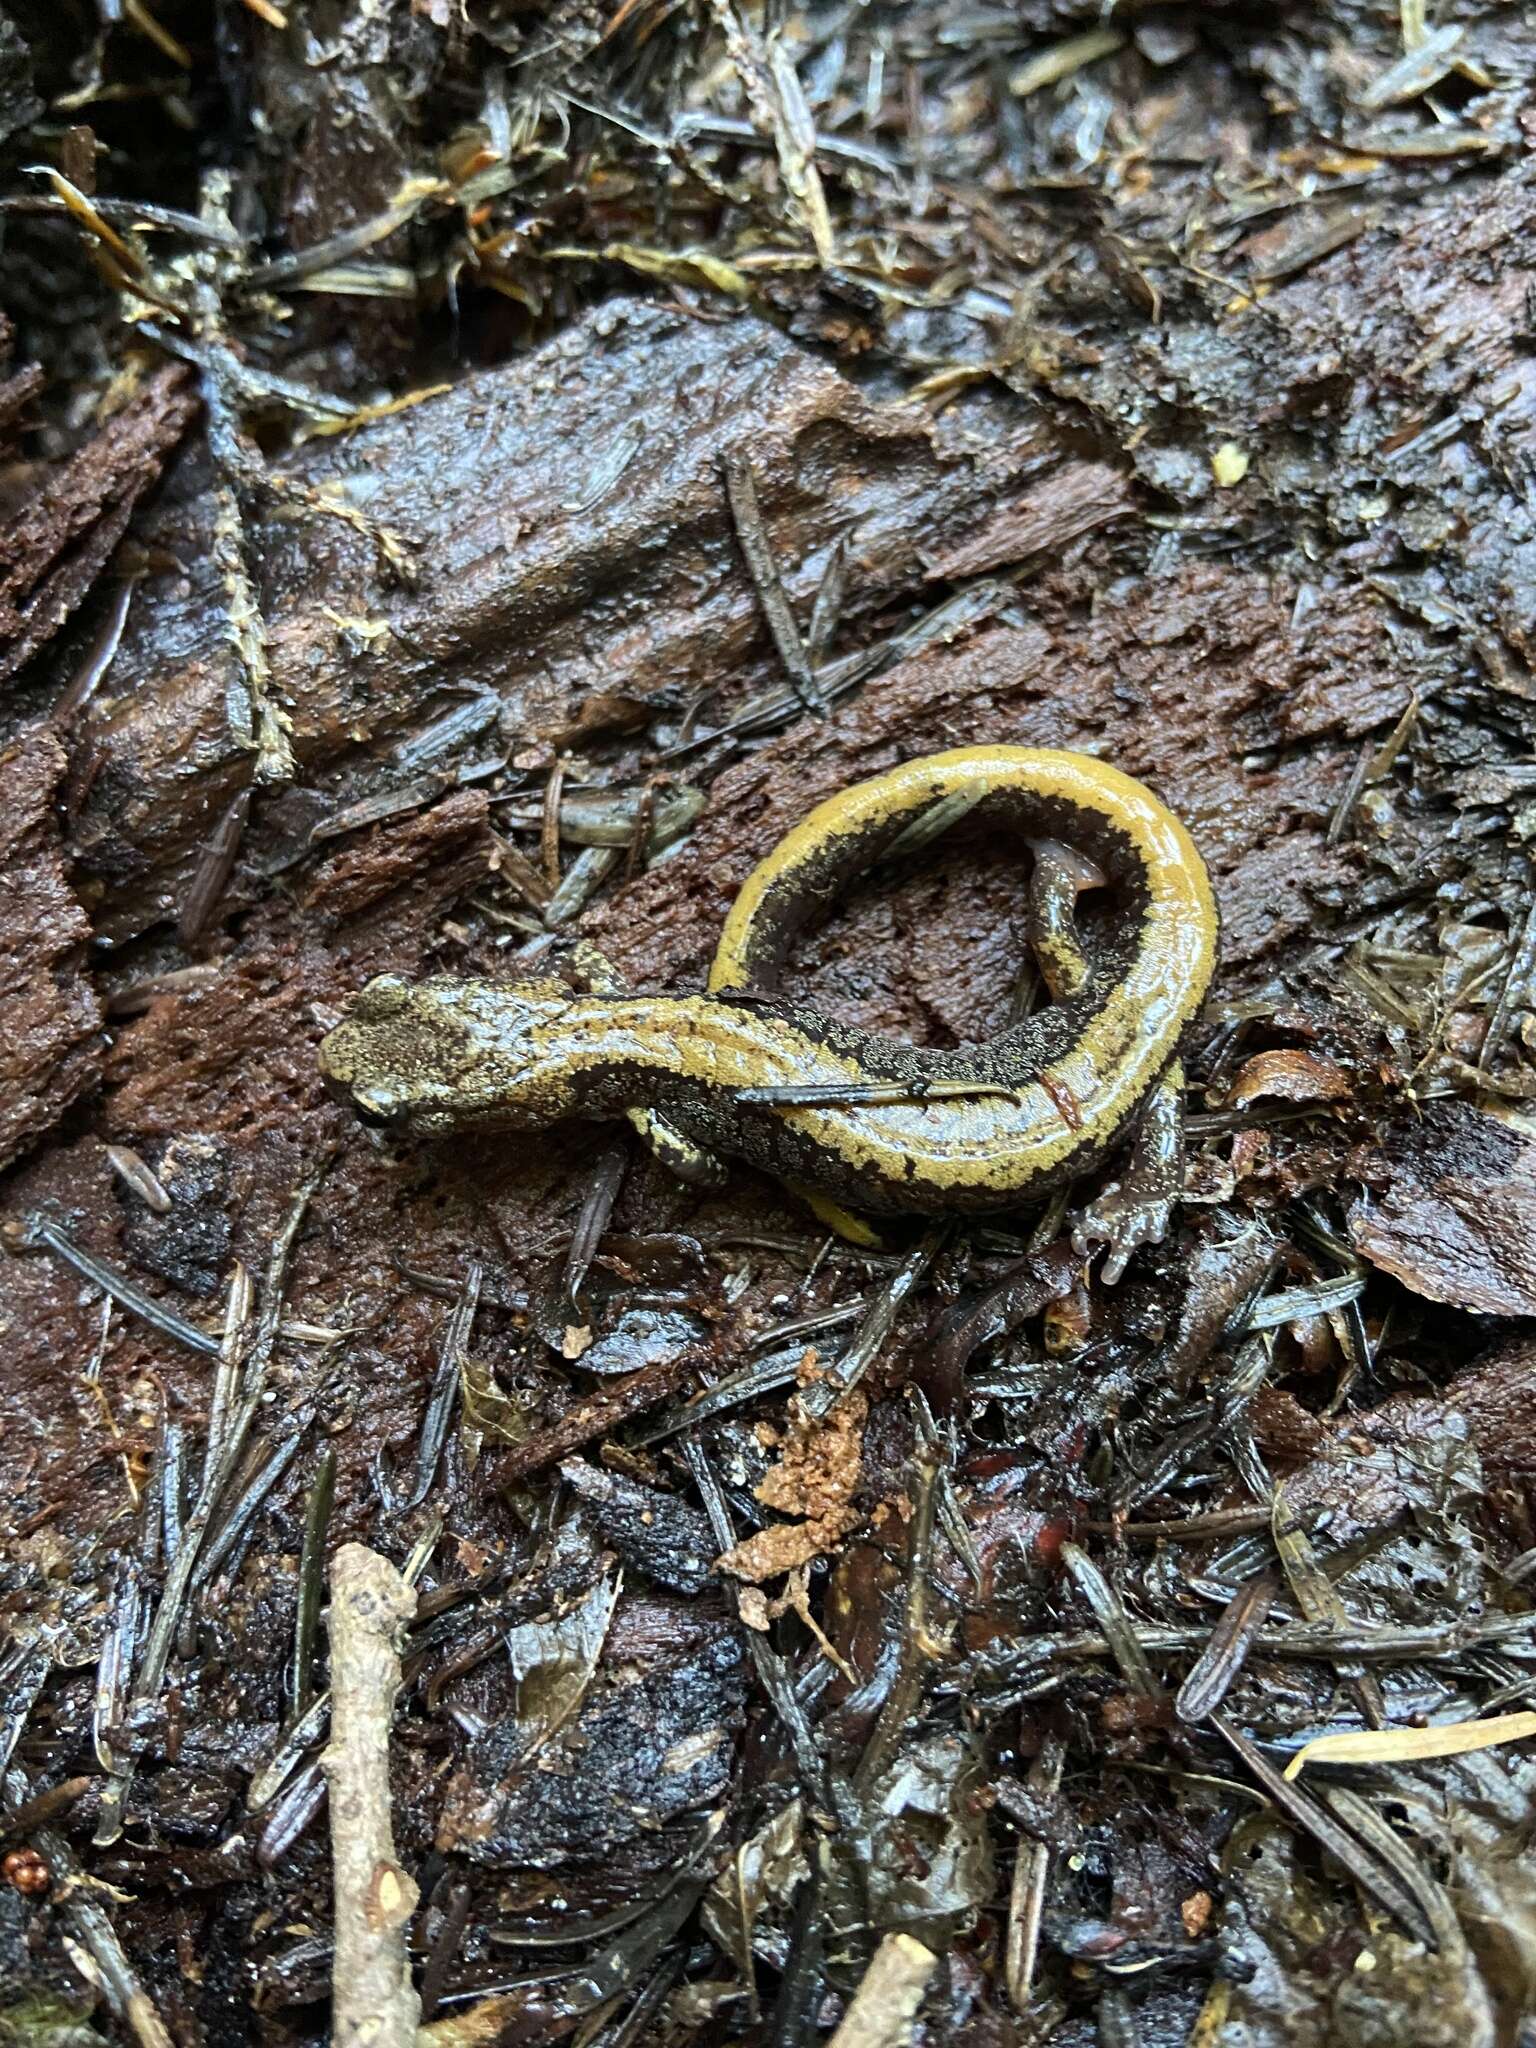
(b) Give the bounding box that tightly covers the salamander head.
[319,973,580,1136]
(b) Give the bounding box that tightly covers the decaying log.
[69,303,1102,943]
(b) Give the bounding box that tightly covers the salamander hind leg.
[786,1182,887,1249]
[1072,1060,1186,1285]
[1025,837,1107,1000]
[628,1109,730,1189]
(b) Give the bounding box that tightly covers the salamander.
[319,746,1219,1279]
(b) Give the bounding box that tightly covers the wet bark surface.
[0,729,103,1169]
[4,4,1536,2045]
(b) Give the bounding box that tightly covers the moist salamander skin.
[319,746,1219,1270]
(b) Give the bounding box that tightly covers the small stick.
[854,1454,941,1797]
[732,1078,1020,1107]
[51,576,137,723]
[289,1446,336,1719]
[541,755,566,888]
[1481,897,1536,1074]
[404,1263,482,1509]
[806,529,851,667]
[12,1211,222,1357]
[494,1340,715,1479]
[323,1544,420,2048]
[563,1139,628,1309]
[178,785,252,947]
[623,778,658,883]
[1,1774,92,1834]
[485,827,554,911]
[1324,734,1374,847]
[826,1933,936,2048]
[800,1224,946,1420]
[1004,1738,1063,2011]
[720,449,826,716]
[32,1821,175,2048]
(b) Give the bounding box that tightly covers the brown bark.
[0,727,103,1168]
[67,305,1084,943]
[0,364,196,684]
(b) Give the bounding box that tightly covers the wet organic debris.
[5,0,1536,2044]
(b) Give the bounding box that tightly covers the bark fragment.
[1349,1102,1536,1317]
[0,364,196,686]
[0,727,103,1169]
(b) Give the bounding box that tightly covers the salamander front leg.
[1073,1060,1186,1285]
[564,940,730,1188]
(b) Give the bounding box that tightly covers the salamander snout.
[318,977,418,1127]
[319,971,581,1137]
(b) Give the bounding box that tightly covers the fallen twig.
[493,1339,716,1479]
[720,448,825,716]
[323,1543,421,2048]
[826,1933,937,2048]
[23,1809,176,2048]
